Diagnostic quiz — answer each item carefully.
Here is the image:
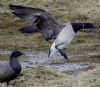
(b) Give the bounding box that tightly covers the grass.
[0,30,99,54]
[51,54,100,64]
[0,54,9,61]
[76,67,100,87]
[0,65,100,87]
[0,0,100,87]
[0,32,50,50]
[0,0,100,51]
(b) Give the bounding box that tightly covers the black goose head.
[10,51,25,59]
[71,23,97,33]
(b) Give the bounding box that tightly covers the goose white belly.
[49,23,75,58]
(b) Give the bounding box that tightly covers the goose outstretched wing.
[10,5,59,40]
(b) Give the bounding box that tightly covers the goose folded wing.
[0,62,15,82]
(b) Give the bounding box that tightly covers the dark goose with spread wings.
[9,5,97,60]
[9,4,63,41]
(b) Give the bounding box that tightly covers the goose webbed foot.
[55,45,68,60]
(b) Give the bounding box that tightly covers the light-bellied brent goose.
[9,5,97,60]
[0,51,24,85]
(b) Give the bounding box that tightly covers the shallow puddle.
[0,49,100,74]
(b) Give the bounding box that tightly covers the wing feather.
[9,5,60,40]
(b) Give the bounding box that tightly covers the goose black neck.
[71,23,96,33]
[10,54,17,60]
[9,58,21,74]
[71,23,85,33]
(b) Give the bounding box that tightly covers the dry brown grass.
[0,1,100,86]
[0,66,100,87]
[0,0,100,50]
